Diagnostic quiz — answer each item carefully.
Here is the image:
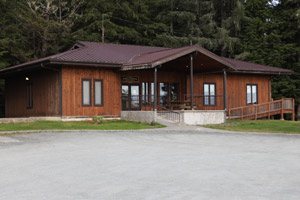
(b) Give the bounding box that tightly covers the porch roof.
[0,41,292,77]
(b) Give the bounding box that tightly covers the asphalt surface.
[0,125,300,200]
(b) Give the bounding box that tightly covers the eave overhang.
[121,46,238,71]
[0,59,122,78]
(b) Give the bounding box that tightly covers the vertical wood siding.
[5,70,60,117]
[121,70,186,111]
[227,74,271,109]
[62,66,121,116]
[186,73,225,110]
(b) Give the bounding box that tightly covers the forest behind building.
[0,0,299,118]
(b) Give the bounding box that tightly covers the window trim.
[203,83,216,106]
[82,78,92,107]
[159,82,169,106]
[246,84,258,105]
[26,83,33,109]
[94,79,104,107]
[142,82,150,106]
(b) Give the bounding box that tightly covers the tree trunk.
[170,0,173,35]
[59,0,62,23]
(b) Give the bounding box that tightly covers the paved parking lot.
[0,127,300,200]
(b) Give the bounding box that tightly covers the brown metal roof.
[221,57,292,74]
[122,45,238,71]
[55,41,168,64]
[0,41,292,75]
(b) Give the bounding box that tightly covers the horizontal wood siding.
[5,70,60,117]
[62,66,121,116]
[227,74,271,109]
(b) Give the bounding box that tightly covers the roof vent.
[70,42,85,50]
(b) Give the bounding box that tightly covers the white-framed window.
[247,84,258,104]
[204,83,216,106]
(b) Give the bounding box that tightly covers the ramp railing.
[227,98,295,120]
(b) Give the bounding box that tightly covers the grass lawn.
[0,120,165,132]
[204,120,300,134]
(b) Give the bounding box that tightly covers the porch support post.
[190,54,194,110]
[154,67,158,111]
[223,68,227,111]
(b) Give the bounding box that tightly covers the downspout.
[190,54,194,110]
[223,68,227,111]
[154,67,158,111]
[59,67,63,118]
[153,67,158,122]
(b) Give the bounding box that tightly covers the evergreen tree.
[0,0,299,118]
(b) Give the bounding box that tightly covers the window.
[94,79,103,106]
[142,82,149,106]
[26,83,33,109]
[151,82,155,104]
[204,83,216,106]
[170,83,179,101]
[82,79,91,106]
[159,83,169,105]
[247,84,257,104]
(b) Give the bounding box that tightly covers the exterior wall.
[0,117,61,123]
[227,74,271,109]
[180,110,226,125]
[121,70,186,111]
[122,71,272,111]
[5,70,60,117]
[187,73,225,110]
[62,66,121,116]
[121,111,155,123]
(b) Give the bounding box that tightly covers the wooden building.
[0,41,293,120]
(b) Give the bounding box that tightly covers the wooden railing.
[227,98,295,121]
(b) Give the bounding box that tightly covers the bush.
[149,121,160,126]
[92,116,104,124]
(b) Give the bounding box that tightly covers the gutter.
[49,60,122,68]
[229,70,292,76]
[0,60,122,78]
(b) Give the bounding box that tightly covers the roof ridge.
[127,46,178,63]
[77,41,168,50]
[126,45,193,64]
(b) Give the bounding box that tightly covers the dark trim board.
[246,84,258,105]
[203,82,216,106]
[59,68,63,117]
[82,78,92,107]
[93,79,104,107]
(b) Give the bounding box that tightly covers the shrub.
[92,116,104,124]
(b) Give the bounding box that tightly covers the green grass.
[204,120,300,134]
[0,120,165,132]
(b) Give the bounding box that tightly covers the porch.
[121,51,228,113]
[120,51,228,125]
[119,45,294,125]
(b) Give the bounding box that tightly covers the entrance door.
[122,84,140,110]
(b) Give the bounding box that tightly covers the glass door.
[122,85,130,110]
[130,85,140,110]
[121,84,141,110]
